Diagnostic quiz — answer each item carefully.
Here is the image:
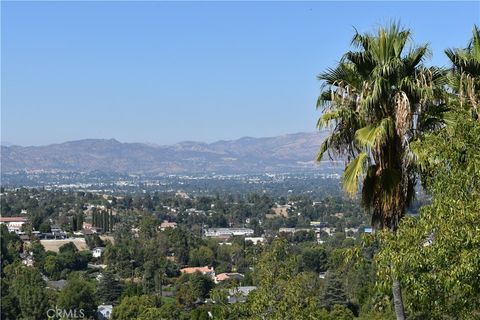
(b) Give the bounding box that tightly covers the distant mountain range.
[0,132,343,174]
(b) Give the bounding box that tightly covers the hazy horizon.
[1,130,327,147]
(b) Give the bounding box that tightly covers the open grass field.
[40,238,89,252]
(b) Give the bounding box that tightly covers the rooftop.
[0,217,28,222]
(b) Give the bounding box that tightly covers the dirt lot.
[100,235,114,244]
[40,238,89,252]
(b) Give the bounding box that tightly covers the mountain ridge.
[1,131,340,174]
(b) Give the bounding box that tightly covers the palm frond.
[315,137,331,162]
[342,152,368,196]
[316,111,340,129]
[404,45,429,73]
[361,165,378,209]
[355,117,394,148]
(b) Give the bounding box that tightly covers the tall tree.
[96,270,123,305]
[316,23,446,319]
[320,272,348,310]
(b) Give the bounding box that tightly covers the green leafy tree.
[316,23,446,319]
[188,246,214,267]
[328,304,355,320]
[57,276,96,318]
[30,239,47,271]
[39,222,52,233]
[299,246,328,273]
[176,272,214,309]
[111,295,160,320]
[1,277,20,320]
[135,302,184,320]
[43,255,59,277]
[0,224,22,271]
[4,264,49,320]
[377,110,480,319]
[241,239,327,319]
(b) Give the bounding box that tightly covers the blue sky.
[2,1,479,146]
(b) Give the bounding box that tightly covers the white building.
[278,228,311,234]
[92,247,106,258]
[0,217,28,234]
[204,228,254,238]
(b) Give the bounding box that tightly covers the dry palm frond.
[393,91,412,140]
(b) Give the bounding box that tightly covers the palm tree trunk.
[392,277,405,320]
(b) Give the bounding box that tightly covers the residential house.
[215,272,244,284]
[92,247,106,258]
[180,266,215,279]
[278,227,311,234]
[0,217,28,234]
[159,220,177,231]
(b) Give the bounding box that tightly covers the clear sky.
[1,1,479,146]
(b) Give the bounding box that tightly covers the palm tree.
[315,23,446,319]
[445,25,480,118]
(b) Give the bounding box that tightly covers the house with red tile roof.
[180,266,215,279]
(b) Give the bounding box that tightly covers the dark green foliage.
[142,260,164,294]
[321,272,348,310]
[111,295,161,320]
[1,277,19,320]
[92,210,115,232]
[188,246,214,267]
[299,246,328,273]
[57,276,96,318]
[42,243,90,279]
[96,270,123,305]
[85,234,105,250]
[328,304,355,320]
[38,222,52,233]
[71,213,83,231]
[376,111,480,318]
[59,242,77,254]
[30,239,47,270]
[0,224,22,271]
[3,264,49,320]
[121,282,143,298]
[176,272,214,308]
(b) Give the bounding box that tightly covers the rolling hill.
[1,132,343,174]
